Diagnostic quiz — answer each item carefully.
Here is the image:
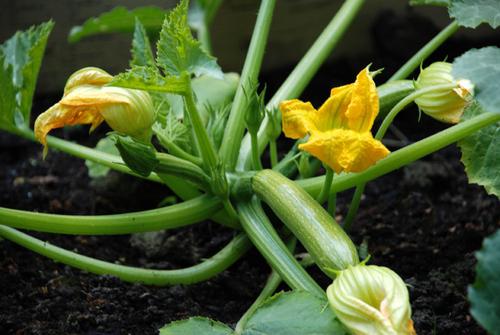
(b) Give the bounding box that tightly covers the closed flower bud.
[415,62,473,124]
[35,67,155,156]
[327,264,416,335]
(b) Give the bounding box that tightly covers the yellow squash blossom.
[34,67,155,156]
[327,264,416,335]
[280,67,389,173]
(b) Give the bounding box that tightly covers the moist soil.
[1,8,500,335]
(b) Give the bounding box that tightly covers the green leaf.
[409,0,450,6]
[458,102,500,197]
[449,0,500,28]
[85,137,120,178]
[156,0,223,78]
[131,18,156,68]
[468,229,500,334]
[453,47,500,114]
[159,317,232,335]
[0,21,53,128]
[0,54,16,129]
[153,113,192,153]
[111,135,159,177]
[110,66,187,94]
[68,6,167,43]
[242,291,347,335]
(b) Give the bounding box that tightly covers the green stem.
[234,270,282,334]
[184,75,219,171]
[6,126,162,183]
[155,152,209,189]
[298,112,500,195]
[343,83,458,230]
[0,225,251,286]
[219,0,276,170]
[269,140,278,168]
[0,195,221,235]
[316,167,334,204]
[197,22,212,54]
[155,131,203,166]
[237,198,325,297]
[389,20,460,82]
[251,131,263,170]
[327,187,337,216]
[236,0,366,171]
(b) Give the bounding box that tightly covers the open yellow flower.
[280,67,389,173]
[34,67,155,156]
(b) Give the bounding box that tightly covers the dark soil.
[1,7,500,335]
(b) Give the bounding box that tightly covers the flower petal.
[64,67,113,96]
[280,99,318,139]
[315,84,353,131]
[329,67,379,132]
[299,129,389,173]
[34,102,104,156]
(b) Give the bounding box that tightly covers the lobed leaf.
[458,102,500,197]
[0,21,53,128]
[153,113,192,153]
[156,0,222,78]
[110,66,187,95]
[453,47,500,114]
[159,317,232,335]
[468,229,500,333]
[449,0,500,29]
[131,18,156,68]
[68,6,167,43]
[242,291,347,335]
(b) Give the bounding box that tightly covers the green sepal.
[111,134,159,177]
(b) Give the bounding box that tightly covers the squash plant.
[0,0,499,334]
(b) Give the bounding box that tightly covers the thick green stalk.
[237,198,324,297]
[0,195,220,235]
[219,0,276,169]
[236,0,366,171]
[343,83,457,230]
[6,126,162,183]
[389,20,460,82]
[0,225,251,285]
[298,112,500,195]
[156,152,209,189]
[269,140,278,167]
[251,131,263,170]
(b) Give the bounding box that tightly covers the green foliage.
[158,291,346,335]
[156,0,222,78]
[131,18,156,68]
[458,103,500,197]
[110,66,188,94]
[111,135,159,177]
[153,112,192,153]
[409,0,449,6]
[85,137,120,178]
[242,291,347,335]
[68,6,167,43]
[0,21,53,128]
[159,317,232,335]
[453,47,500,114]
[206,103,231,149]
[449,0,500,28]
[469,229,500,334]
